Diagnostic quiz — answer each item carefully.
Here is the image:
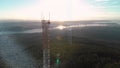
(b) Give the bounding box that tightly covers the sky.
[0,0,120,21]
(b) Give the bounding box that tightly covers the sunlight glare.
[38,0,104,21]
[2,0,106,21]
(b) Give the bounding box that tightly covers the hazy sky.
[0,0,120,21]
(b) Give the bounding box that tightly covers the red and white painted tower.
[42,19,50,68]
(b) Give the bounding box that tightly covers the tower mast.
[42,16,50,68]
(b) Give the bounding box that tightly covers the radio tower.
[42,15,51,68]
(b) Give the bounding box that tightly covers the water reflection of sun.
[56,25,66,30]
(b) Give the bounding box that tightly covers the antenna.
[41,13,45,20]
[48,12,51,24]
[49,12,50,21]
